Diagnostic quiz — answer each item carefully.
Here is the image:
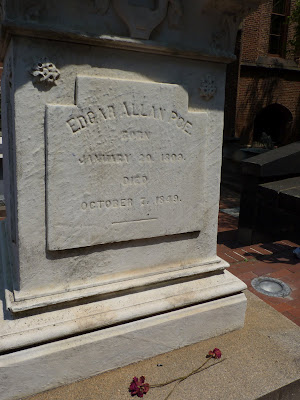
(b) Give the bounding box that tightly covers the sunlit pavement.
[218,186,300,327]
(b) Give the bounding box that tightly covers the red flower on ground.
[129,376,150,398]
[208,348,222,359]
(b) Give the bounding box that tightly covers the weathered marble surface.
[2,37,226,302]
[0,1,266,399]
[46,77,207,250]
[0,0,265,61]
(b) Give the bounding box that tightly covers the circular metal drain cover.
[251,277,291,298]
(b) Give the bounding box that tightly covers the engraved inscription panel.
[46,77,207,250]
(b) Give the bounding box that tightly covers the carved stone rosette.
[31,62,60,85]
[199,75,217,101]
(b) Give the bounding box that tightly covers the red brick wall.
[225,0,300,144]
[236,67,300,144]
[241,0,298,62]
[239,2,271,63]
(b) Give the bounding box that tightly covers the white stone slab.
[0,293,247,400]
[2,38,225,298]
[0,218,245,350]
[46,77,207,250]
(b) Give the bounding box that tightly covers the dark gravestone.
[238,142,300,244]
[255,177,300,242]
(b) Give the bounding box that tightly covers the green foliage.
[289,0,300,54]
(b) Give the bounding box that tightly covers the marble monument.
[0,1,265,399]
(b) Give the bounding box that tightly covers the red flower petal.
[129,378,138,395]
[129,376,150,397]
[207,348,222,358]
[213,348,222,358]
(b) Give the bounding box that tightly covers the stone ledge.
[20,290,300,400]
[0,21,236,64]
[0,293,247,400]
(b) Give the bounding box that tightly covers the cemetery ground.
[219,186,300,328]
[18,185,300,400]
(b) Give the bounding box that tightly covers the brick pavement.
[218,186,300,327]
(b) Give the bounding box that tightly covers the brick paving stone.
[262,298,292,311]
[269,242,290,253]
[282,274,298,281]
[219,252,239,263]
[280,280,298,291]
[235,251,256,261]
[261,295,293,305]
[279,313,300,327]
[236,271,257,281]
[272,303,294,313]
[227,267,244,277]
[217,187,300,324]
[283,310,300,326]
[287,265,300,273]
[278,240,299,248]
[241,245,263,254]
[268,269,296,279]
[257,258,297,267]
[289,289,300,299]
[286,316,300,327]
[250,245,275,255]
[287,283,300,294]
[261,243,284,254]
[229,265,257,274]
[218,214,238,232]
[234,251,256,262]
[290,270,300,280]
[217,250,230,260]
[235,271,258,288]
[263,262,295,271]
[228,269,240,278]
[284,307,300,318]
[275,240,295,248]
[276,255,297,262]
[249,264,277,276]
[292,318,300,327]
[225,250,248,262]
[231,260,256,267]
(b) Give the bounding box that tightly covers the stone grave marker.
[0,1,265,399]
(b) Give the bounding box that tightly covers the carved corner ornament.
[24,2,47,22]
[203,1,264,59]
[199,75,217,101]
[210,13,240,58]
[31,62,60,85]
[168,0,184,29]
[112,0,183,40]
[93,0,111,15]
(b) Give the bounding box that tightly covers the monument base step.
[0,293,246,400]
[1,219,246,354]
[18,291,300,400]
